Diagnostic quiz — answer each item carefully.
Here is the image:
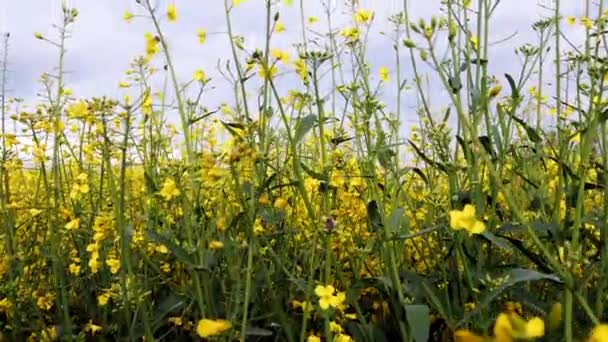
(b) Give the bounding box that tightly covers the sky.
[0,0,588,126]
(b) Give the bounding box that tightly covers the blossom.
[379,67,389,82]
[167,4,177,22]
[123,10,134,22]
[193,69,207,82]
[209,240,224,250]
[196,319,231,338]
[354,9,373,24]
[589,325,608,342]
[275,21,285,33]
[197,29,207,44]
[449,204,485,234]
[271,49,289,63]
[293,59,308,81]
[494,313,544,340]
[160,178,180,201]
[106,258,120,274]
[144,33,160,58]
[566,16,576,26]
[84,320,102,336]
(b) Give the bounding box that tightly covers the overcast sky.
[0,0,587,122]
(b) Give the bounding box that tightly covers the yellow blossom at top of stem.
[193,69,207,82]
[566,16,576,26]
[197,29,207,44]
[196,319,231,338]
[449,204,485,234]
[233,0,247,7]
[307,335,321,342]
[589,324,608,342]
[354,9,373,24]
[167,4,177,22]
[271,49,289,63]
[494,312,545,341]
[275,21,285,33]
[469,35,479,52]
[123,10,134,22]
[159,178,180,201]
[379,67,389,82]
[580,16,593,29]
[453,330,485,342]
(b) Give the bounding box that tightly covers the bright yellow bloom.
[566,16,576,26]
[271,49,290,63]
[453,330,485,342]
[159,178,180,201]
[449,204,485,234]
[258,65,278,80]
[494,313,544,341]
[197,29,207,44]
[106,258,120,274]
[341,27,360,41]
[589,324,608,342]
[196,319,231,338]
[123,10,134,22]
[379,67,389,82]
[193,69,207,82]
[314,284,337,310]
[84,320,102,336]
[167,4,177,22]
[144,33,160,58]
[67,101,89,119]
[307,335,321,342]
[275,21,285,33]
[354,9,373,24]
[209,240,224,250]
[293,59,308,81]
[65,218,80,230]
[580,16,593,29]
[97,292,110,306]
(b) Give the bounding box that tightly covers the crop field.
[1,0,608,341]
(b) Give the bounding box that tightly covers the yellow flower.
[314,284,335,310]
[197,29,207,44]
[193,69,207,82]
[275,21,285,33]
[341,27,360,41]
[106,258,120,274]
[97,292,111,306]
[233,0,247,6]
[155,244,169,254]
[35,32,44,40]
[273,197,288,210]
[67,100,89,119]
[293,59,308,81]
[258,65,278,80]
[453,330,485,342]
[65,218,80,230]
[123,10,134,22]
[209,240,224,250]
[196,319,232,338]
[308,16,319,25]
[159,178,180,201]
[470,35,479,51]
[335,334,353,342]
[449,204,485,234]
[354,9,373,24]
[69,262,80,275]
[84,320,102,336]
[566,16,576,26]
[167,4,177,22]
[589,324,608,342]
[271,49,290,63]
[580,16,593,29]
[379,67,389,82]
[494,313,544,341]
[144,33,160,58]
[307,335,321,342]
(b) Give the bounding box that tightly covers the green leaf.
[366,200,383,232]
[505,73,519,100]
[405,304,431,342]
[294,114,317,143]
